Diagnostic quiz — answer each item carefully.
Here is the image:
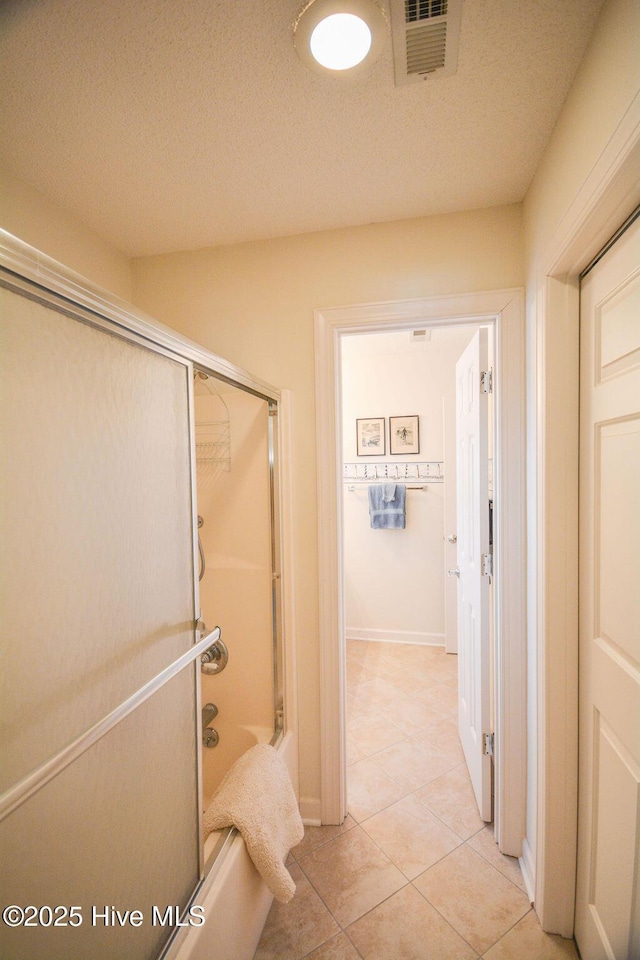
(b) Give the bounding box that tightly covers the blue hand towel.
[368,483,406,529]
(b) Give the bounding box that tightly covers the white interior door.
[455,328,492,821]
[444,392,459,654]
[575,214,640,960]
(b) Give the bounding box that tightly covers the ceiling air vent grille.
[405,0,448,22]
[406,21,447,74]
[390,0,462,86]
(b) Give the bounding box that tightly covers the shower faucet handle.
[195,621,229,675]
[200,636,229,675]
[203,728,219,748]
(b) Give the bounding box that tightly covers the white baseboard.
[519,837,536,906]
[299,796,322,825]
[346,627,445,646]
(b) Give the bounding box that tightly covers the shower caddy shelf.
[194,370,231,470]
[195,420,231,469]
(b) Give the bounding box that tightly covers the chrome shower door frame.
[0,229,284,960]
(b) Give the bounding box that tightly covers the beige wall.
[196,383,274,803]
[132,205,524,809]
[522,0,640,915]
[524,0,639,264]
[0,163,132,299]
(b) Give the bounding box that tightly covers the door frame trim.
[314,288,526,856]
[529,92,640,934]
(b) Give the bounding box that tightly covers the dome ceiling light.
[294,0,387,76]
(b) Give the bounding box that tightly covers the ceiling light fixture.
[294,0,387,76]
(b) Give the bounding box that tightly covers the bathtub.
[168,727,297,960]
[201,722,277,809]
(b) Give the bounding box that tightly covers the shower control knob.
[200,636,229,675]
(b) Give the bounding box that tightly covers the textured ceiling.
[0,0,603,257]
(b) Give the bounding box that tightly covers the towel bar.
[347,483,427,491]
[0,624,223,822]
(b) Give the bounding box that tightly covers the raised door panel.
[575,214,640,960]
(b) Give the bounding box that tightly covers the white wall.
[341,328,475,646]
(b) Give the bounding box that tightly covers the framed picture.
[390,415,420,455]
[356,417,385,456]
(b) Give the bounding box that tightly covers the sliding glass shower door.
[0,279,201,960]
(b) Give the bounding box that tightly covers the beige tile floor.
[254,640,580,960]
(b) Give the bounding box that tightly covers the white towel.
[203,743,304,903]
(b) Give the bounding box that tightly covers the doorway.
[339,322,495,821]
[314,289,526,861]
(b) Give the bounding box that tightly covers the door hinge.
[483,732,495,757]
[481,553,493,577]
[480,369,493,394]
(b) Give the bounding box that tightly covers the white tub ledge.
[169,831,273,960]
[166,729,299,960]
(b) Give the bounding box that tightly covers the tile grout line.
[295,847,414,956]
[345,641,529,951]
[256,642,532,959]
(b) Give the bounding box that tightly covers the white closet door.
[0,283,199,960]
[455,328,492,821]
[575,214,640,960]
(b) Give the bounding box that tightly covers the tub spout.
[202,702,218,727]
